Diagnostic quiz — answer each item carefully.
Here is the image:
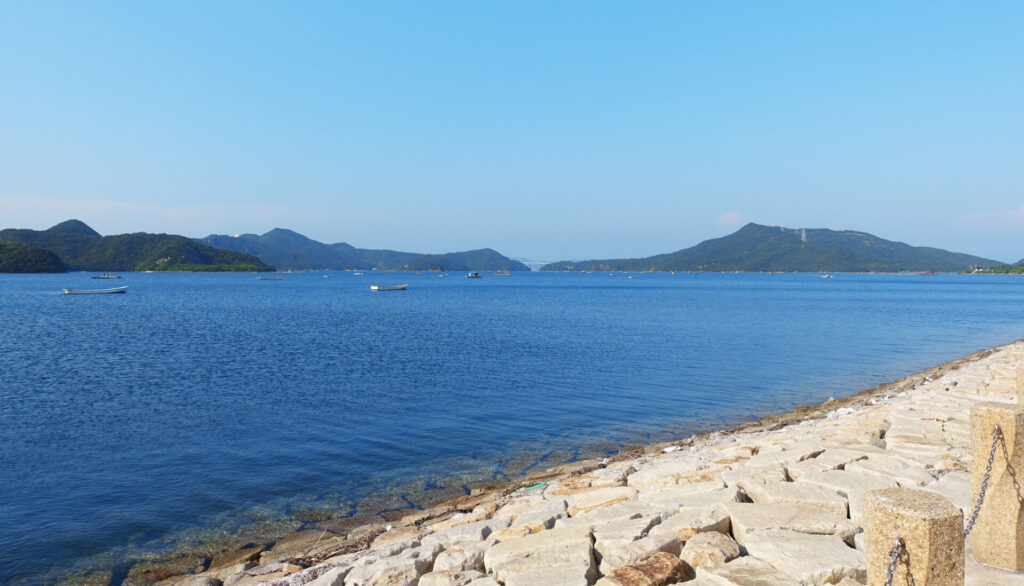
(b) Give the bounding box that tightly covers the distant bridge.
[520,261,552,271]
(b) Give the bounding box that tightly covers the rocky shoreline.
[66,342,1024,585]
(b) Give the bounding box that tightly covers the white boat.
[370,284,408,291]
[63,286,128,295]
[257,276,283,280]
[90,273,121,279]
[353,272,365,276]
[465,272,482,279]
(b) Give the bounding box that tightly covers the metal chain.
[965,424,1002,538]
[884,537,904,586]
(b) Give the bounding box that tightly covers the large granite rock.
[742,529,866,585]
[482,526,596,583]
[743,480,849,517]
[509,498,568,531]
[432,541,490,573]
[648,504,730,542]
[695,556,801,586]
[417,569,485,586]
[597,532,681,575]
[502,563,591,586]
[679,531,741,569]
[422,519,507,549]
[636,484,741,512]
[720,502,860,546]
[599,552,694,586]
[568,486,638,516]
[796,469,899,523]
[593,516,662,553]
[556,501,660,530]
[343,542,441,586]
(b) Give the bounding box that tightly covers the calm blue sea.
[2,271,1024,583]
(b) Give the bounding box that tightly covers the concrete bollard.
[1017,365,1024,405]
[969,402,1024,571]
[863,488,963,586]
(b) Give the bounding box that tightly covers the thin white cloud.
[963,205,1024,229]
[715,210,750,229]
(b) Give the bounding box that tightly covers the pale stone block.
[597,532,681,575]
[743,528,866,585]
[743,480,849,517]
[567,486,638,516]
[417,569,484,586]
[502,563,590,586]
[636,484,740,512]
[433,541,490,573]
[679,531,741,569]
[695,556,801,586]
[844,458,936,488]
[593,516,662,552]
[798,469,899,523]
[969,402,1024,571]
[422,518,507,549]
[604,551,694,585]
[492,495,545,522]
[921,471,971,517]
[719,465,788,489]
[744,441,826,468]
[482,526,596,583]
[648,504,730,542]
[509,498,567,531]
[372,526,426,548]
[863,487,964,586]
[555,501,659,530]
[785,448,870,479]
[304,565,350,586]
[720,502,860,546]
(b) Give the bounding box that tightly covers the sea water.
[2,271,1024,582]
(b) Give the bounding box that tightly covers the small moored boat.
[90,273,122,279]
[465,272,482,279]
[63,286,128,295]
[370,284,408,291]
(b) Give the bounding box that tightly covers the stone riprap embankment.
[147,342,1024,586]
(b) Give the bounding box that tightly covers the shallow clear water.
[2,272,1024,582]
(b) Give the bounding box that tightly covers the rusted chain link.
[965,424,1002,538]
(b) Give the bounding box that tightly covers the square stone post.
[969,402,1024,570]
[863,488,963,586]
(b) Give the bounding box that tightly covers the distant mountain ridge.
[197,228,530,271]
[542,223,1002,273]
[0,220,273,272]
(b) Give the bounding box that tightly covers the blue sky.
[2,2,1022,262]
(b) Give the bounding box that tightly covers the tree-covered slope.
[399,248,530,271]
[0,221,273,272]
[199,229,529,271]
[0,243,67,273]
[542,224,1002,272]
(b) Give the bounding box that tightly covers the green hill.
[0,243,67,273]
[197,229,530,271]
[0,220,274,272]
[542,224,1002,273]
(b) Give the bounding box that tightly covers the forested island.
[0,220,273,272]
[542,223,1002,273]
[198,228,529,271]
[0,243,67,273]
